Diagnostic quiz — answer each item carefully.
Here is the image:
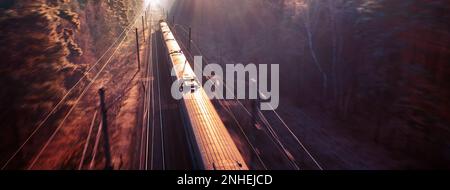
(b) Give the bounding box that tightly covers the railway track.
[159,21,248,170]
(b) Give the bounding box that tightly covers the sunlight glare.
[145,0,159,8]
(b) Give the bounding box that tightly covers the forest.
[0,0,143,169]
[170,0,450,168]
[0,0,448,169]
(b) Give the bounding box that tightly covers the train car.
[159,21,248,170]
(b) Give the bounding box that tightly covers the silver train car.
[159,21,248,170]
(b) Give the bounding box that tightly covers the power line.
[1,11,147,170]
[173,26,283,168]
[78,110,98,170]
[264,104,324,170]
[172,26,323,170]
[89,121,103,169]
[27,28,132,169]
[26,11,147,169]
[217,100,268,170]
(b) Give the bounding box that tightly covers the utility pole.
[99,88,112,170]
[135,28,141,71]
[188,27,192,51]
[172,15,175,25]
[142,16,146,42]
[145,10,147,24]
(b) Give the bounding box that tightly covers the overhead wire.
[25,10,147,169]
[173,24,323,170]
